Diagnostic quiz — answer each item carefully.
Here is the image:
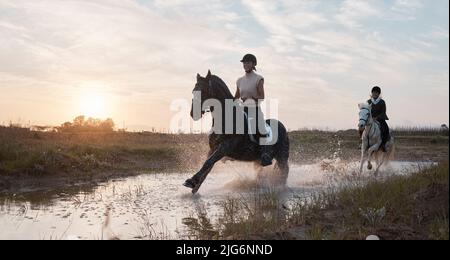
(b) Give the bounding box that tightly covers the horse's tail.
[387,137,395,162]
[376,136,395,164]
[268,119,289,161]
[270,119,289,184]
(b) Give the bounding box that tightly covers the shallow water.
[0,161,434,240]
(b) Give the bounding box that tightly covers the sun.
[78,83,109,118]
[81,92,105,118]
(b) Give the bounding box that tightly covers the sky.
[0,0,448,131]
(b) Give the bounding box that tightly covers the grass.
[289,128,448,163]
[314,161,449,240]
[182,162,449,240]
[182,188,286,240]
[0,126,209,177]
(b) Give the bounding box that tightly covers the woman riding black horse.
[183,61,290,194]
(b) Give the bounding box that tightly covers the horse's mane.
[210,75,234,100]
[359,102,371,110]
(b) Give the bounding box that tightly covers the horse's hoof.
[183,179,196,189]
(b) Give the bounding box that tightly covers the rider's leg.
[379,120,389,151]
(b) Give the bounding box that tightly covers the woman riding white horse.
[358,102,395,176]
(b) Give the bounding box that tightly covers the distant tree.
[73,115,85,126]
[85,117,101,128]
[99,118,115,131]
[62,122,72,128]
[59,116,115,132]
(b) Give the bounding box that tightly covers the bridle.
[193,79,215,114]
[359,107,372,126]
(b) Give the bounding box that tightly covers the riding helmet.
[240,54,257,66]
[371,86,381,94]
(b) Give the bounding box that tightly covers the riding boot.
[379,120,390,152]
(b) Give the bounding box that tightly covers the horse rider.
[234,54,273,166]
[359,86,391,151]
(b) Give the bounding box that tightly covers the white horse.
[358,103,395,176]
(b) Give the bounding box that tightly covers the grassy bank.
[0,126,209,177]
[183,162,449,240]
[0,126,209,192]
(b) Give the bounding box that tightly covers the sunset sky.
[0,0,448,131]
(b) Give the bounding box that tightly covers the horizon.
[1,0,448,131]
[1,115,447,134]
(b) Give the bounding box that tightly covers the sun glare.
[78,83,109,118]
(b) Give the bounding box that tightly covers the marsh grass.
[183,162,449,240]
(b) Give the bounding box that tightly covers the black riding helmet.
[240,54,257,66]
[372,86,381,94]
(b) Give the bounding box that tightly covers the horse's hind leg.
[374,152,386,177]
[275,159,289,186]
[273,129,289,186]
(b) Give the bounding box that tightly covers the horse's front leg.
[359,138,368,174]
[359,148,367,174]
[183,141,236,194]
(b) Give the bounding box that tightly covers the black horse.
[183,70,290,194]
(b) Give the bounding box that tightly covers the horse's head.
[358,103,372,129]
[190,70,213,121]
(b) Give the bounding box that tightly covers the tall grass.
[393,126,449,136]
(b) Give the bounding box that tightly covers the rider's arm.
[255,79,265,100]
[234,85,241,101]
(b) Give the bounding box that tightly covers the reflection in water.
[0,161,433,240]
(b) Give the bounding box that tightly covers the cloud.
[390,0,424,19]
[430,26,450,40]
[336,0,381,28]
[0,0,243,94]
[0,0,448,129]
